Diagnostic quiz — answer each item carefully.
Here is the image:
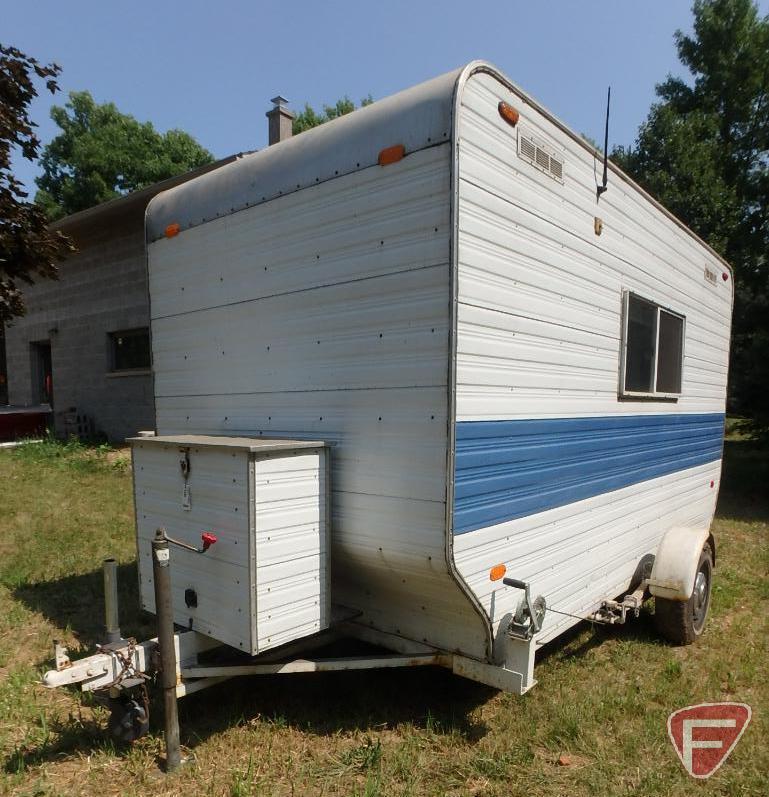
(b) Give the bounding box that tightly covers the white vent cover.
[518,130,564,183]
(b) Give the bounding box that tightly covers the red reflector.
[722,272,729,281]
[378,144,405,166]
[498,101,520,127]
[710,480,715,488]
[165,223,181,238]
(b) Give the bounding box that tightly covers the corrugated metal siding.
[156,388,448,505]
[451,70,731,643]
[454,413,725,534]
[254,451,327,651]
[149,147,451,320]
[455,462,721,644]
[148,144,487,659]
[152,264,447,396]
[454,71,731,421]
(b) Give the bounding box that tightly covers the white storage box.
[130,435,329,654]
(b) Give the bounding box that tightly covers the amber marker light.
[378,144,405,166]
[165,222,181,238]
[498,101,520,127]
[489,563,507,582]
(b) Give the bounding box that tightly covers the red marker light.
[722,272,729,281]
[201,532,218,551]
[710,480,715,488]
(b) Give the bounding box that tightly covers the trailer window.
[621,293,684,398]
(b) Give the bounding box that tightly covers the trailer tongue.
[40,541,656,769]
[40,553,497,770]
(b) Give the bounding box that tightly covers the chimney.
[266,95,295,145]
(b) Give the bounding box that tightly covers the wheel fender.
[648,527,710,601]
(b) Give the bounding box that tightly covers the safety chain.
[96,638,151,690]
[138,680,150,721]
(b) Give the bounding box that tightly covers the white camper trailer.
[45,61,732,737]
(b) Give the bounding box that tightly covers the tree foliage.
[0,44,73,323]
[613,0,769,431]
[35,91,214,220]
[292,94,374,135]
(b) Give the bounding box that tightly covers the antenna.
[596,86,611,201]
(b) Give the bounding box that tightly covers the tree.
[0,44,73,323]
[293,94,374,135]
[613,0,769,432]
[35,91,214,220]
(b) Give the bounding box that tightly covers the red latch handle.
[201,532,218,552]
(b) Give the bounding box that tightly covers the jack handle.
[160,528,218,554]
[502,577,545,636]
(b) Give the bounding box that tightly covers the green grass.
[0,436,766,796]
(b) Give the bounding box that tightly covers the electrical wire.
[545,605,594,623]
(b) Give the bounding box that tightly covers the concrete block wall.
[4,218,155,442]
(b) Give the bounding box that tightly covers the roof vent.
[518,130,564,183]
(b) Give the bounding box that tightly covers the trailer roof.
[145,66,462,242]
[146,61,732,273]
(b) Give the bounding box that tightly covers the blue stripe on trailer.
[453,413,725,535]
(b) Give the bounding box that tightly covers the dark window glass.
[110,328,150,371]
[625,295,657,392]
[656,310,684,393]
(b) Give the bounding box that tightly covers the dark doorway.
[31,341,53,407]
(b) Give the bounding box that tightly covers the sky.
[6,0,769,194]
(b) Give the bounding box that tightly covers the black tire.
[654,543,713,645]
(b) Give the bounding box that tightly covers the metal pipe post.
[151,528,181,771]
[102,558,122,644]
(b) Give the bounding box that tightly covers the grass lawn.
[0,436,766,796]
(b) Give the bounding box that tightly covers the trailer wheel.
[654,543,713,645]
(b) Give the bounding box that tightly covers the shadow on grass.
[178,658,494,748]
[4,713,120,775]
[717,438,769,522]
[12,561,155,650]
[177,607,667,755]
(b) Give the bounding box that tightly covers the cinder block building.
[3,98,295,442]
[3,159,237,441]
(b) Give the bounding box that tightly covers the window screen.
[109,328,150,371]
[621,293,684,398]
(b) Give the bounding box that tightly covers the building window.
[109,328,150,372]
[620,292,684,398]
